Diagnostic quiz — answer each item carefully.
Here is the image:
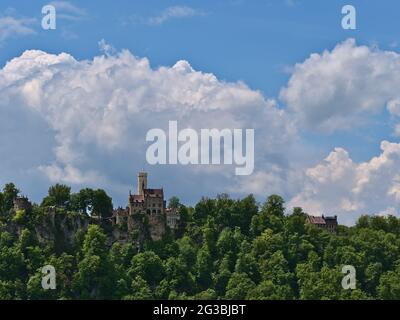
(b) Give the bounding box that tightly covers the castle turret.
[138,172,148,195]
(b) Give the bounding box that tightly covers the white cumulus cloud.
[289,141,400,223]
[0,47,295,204]
[280,39,400,133]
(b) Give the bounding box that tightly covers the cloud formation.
[280,39,400,133]
[0,46,294,205]
[2,39,400,224]
[50,1,86,21]
[289,141,400,223]
[0,15,36,42]
[147,6,204,26]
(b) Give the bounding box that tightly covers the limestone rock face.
[34,208,90,249]
[148,214,166,241]
[3,207,92,250]
[3,204,164,251]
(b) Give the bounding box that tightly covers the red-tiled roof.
[129,188,163,202]
[307,215,326,225]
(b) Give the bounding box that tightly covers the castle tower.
[138,172,148,195]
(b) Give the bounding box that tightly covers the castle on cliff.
[9,173,338,244]
[111,172,180,241]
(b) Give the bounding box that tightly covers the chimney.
[138,172,148,195]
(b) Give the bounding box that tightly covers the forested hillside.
[0,183,399,300]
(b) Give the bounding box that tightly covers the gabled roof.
[307,215,326,225]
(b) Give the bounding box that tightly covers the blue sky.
[1,0,388,95]
[1,1,400,224]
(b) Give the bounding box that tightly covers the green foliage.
[247,280,287,300]
[78,189,114,218]
[0,183,400,300]
[129,251,164,287]
[168,196,180,209]
[125,276,153,300]
[377,262,400,299]
[42,184,71,208]
[0,192,4,215]
[2,183,19,213]
[195,245,213,289]
[225,272,255,299]
[72,225,117,299]
[12,210,26,224]
[194,288,217,299]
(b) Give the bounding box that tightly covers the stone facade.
[166,208,180,229]
[6,181,178,250]
[112,172,170,241]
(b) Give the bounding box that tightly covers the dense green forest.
[0,182,400,300]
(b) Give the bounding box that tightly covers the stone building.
[166,208,180,229]
[112,172,180,241]
[306,214,338,234]
[129,172,166,216]
[113,207,129,226]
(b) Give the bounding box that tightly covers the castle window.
[152,209,156,214]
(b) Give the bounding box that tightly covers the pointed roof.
[307,215,326,225]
